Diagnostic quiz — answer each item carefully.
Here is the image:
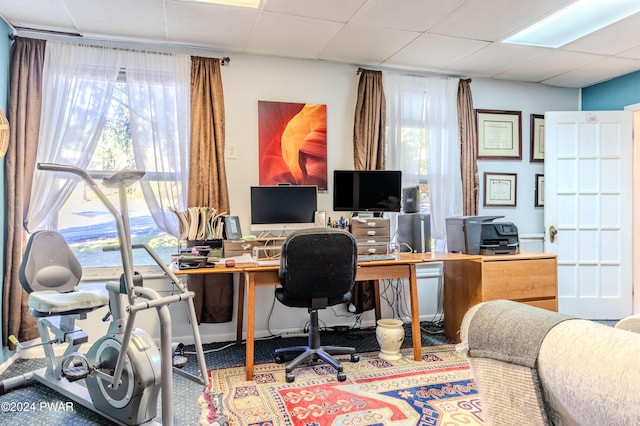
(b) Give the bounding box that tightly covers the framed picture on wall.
[475,109,522,160]
[257,100,328,190]
[484,172,517,207]
[530,114,545,162]
[535,174,544,207]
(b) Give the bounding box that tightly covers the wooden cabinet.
[443,252,557,341]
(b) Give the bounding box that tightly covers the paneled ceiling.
[2,0,640,88]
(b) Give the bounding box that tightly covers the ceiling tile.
[494,50,604,83]
[619,45,640,60]
[351,0,467,32]
[246,11,343,59]
[385,34,489,71]
[0,0,76,33]
[264,0,365,22]
[543,56,640,88]
[166,1,258,50]
[65,0,166,40]
[446,42,547,77]
[318,24,419,65]
[429,0,571,41]
[563,13,640,56]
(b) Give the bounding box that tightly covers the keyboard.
[357,254,396,262]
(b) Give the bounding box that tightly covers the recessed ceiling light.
[503,0,640,48]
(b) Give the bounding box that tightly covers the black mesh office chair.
[274,228,360,382]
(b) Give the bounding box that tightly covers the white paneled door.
[544,111,633,319]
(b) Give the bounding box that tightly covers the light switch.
[226,143,237,159]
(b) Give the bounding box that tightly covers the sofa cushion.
[538,319,640,426]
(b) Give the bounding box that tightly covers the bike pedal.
[61,353,90,382]
[173,355,188,369]
[62,365,90,381]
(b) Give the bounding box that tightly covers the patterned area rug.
[200,344,482,425]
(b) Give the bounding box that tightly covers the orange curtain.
[457,79,479,216]
[2,37,46,346]
[187,56,233,323]
[351,69,386,313]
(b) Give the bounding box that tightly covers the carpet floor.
[0,324,450,425]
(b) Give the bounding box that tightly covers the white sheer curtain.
[26,42,190,236]
[125,51,190,237]
[26,42,119,231]
[383,72,463,251]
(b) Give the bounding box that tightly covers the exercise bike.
[1,163,210,425]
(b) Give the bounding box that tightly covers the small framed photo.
[530,114,545,162]
[484,172,517,207]
[476,109,522,160]
[535,174,544,207]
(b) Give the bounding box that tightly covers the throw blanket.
[466,300,573,368]
[458,300,573,426]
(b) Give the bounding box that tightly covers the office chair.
[274,228,360,382]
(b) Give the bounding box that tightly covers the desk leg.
[245,272,256,380]
[373,280,381,322]
[236,272,245,346]
[408,264,422,361]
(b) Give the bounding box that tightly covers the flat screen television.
[250,185,318,232]
[333,170,402,212]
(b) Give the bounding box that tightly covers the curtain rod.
[356,65,466,80]
[8,30,232,62]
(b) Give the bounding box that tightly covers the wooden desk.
[443,252,558,341]
[242,254,426,380]
[175,251,557,380]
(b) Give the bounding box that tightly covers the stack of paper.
[171,207,227,241]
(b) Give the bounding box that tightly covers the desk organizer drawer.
[354,236,390,245]
[351,226,391,238]
[350,217,390,231]
[357,242,391,255]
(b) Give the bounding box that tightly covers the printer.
[446,216,519,255]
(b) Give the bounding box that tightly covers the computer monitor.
[333,170,402,212]
[250,185,318,232]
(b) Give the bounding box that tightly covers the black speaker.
[397,213,431,253]
[402,186,419,213]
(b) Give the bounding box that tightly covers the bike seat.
[20,231,109,317]
[28,284,109,317]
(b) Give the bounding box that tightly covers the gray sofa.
[457,300,640,426]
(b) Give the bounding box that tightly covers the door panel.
[545,111,632,319]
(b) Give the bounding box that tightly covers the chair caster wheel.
[275,354,285,364]
[285,373,295,383]
[350,354,360,362]
[337,372,347,382]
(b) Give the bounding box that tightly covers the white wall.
[64,54,580,350]
[222,54,358,234]
[471,79,579,249]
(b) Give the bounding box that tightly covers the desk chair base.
[275,311,359,383]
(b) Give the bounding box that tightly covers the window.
[399,127,430,214]
[28,43,191,270]
[383,72,462,250]
[57,82,178,268]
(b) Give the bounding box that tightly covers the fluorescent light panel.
[504,0,640,48]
